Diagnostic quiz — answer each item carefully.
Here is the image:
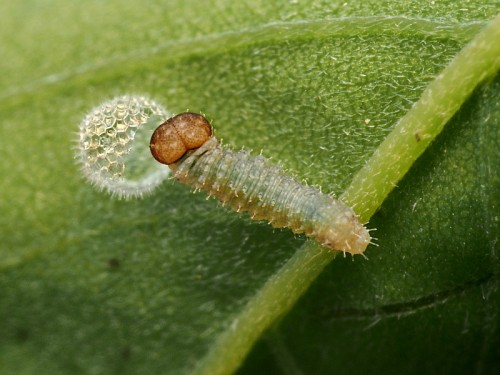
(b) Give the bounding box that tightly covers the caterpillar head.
[150,112,212,165]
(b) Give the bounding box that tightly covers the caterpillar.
[150,113,371,255]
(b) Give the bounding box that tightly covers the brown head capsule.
[150,112,212,165]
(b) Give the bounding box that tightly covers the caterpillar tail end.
[317,214,372,255]
[344,223,372,255]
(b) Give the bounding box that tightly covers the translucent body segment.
[150,114,371,254]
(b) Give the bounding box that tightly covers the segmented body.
[150,113,370,254]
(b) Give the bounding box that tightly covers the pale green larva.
[150,113,371,255]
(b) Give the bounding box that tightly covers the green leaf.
[0,2,498,375]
